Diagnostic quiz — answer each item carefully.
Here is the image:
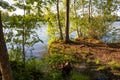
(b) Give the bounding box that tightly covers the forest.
[0,0,120,80]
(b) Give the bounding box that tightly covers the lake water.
[102,21,120,42]
[26,26,49,58]
[6,21,120,58]
[30,21,120,58]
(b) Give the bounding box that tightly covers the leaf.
[0,0,16,11]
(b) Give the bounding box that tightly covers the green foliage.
[97,66,107,71]
[10,58,45,80]
[69,0,119,39]
[48,37,58,45]
[44,11,58,39]
[1,0,120,79]
[44,53,75,68]
[46,69,63,80]
[2,12,44,61]
[81,51,93,58]
[9,47,22,61]
[95,59,100,65]
[39,49,77,79]
[86,58,91,63]
[9,52,91,80]
[0,0,15,11]
[68,72,90,80]
[10,61,32,80]
[108,60,120,70]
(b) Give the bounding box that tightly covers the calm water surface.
[6,21,120,58]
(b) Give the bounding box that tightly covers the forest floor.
[49,38,120,80]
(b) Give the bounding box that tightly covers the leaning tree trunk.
[0,11,13,80]
[65,0,70,43]
[57,0,63,40]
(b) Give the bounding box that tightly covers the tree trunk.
[65,0,70,43]
[0,11,13,80]
[82,0,85,16]
[22,5,26,67]
[57,0,63,40]
[82,0,86,41]
[74,0,80,38]
[88,0,91,25]
[88,0,93,38]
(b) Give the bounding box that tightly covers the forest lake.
[6,21,120,58]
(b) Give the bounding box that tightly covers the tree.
[73,0,82,38]
[12,0,44,66]
[65,0,70,43]
[0,11,13,80]
[13,0,27,67]
[0,1,14,80]
[90,0,118,39]
[57,0,63,40]
[88,0,94,38]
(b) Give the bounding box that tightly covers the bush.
[68,72,90,80]
[10,59,44,80]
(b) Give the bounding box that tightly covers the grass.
[68,72,90,80]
